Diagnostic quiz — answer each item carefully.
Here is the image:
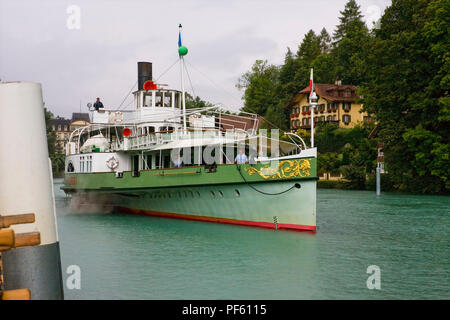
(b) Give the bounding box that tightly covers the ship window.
[189,191,194,197]
[163,155,170,168]
[175,92,181,108]
[211,191,215,198]
[148,126,155,133]
[155,154,161,169]
[67,162,74,172]
[86,155,92,172]
[235,189,240,197]
[144,155,152,170]
[144,93,153,107]
[196,191,200,197]
[218,191,224,197]
[80,156,85,172]
[155,92,163,106]
[163,92,172,107]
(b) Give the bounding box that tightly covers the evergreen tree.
[332,0,370,84]
[318,28,331,54]
[332,0,366,45]
[296,30,321,65]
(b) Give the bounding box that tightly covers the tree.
[236,60,280,116]
[44,108,56,155]
[332,0,370,84]
[318,28,332,54]
[312,54,337,84]
[360,0,449,193]
[332,0,366,45]
[185,93,214,110]
[296,30,321,65]
[318,152,341,179]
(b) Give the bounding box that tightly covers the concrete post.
[376,166,381,196]
[0,82,64,299]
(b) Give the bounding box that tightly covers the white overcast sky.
[0,0,390,118]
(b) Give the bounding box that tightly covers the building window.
[342,114,351,124]
[343,103,351,112]
[328,103,338,112]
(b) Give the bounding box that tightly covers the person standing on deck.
[93,97,104,111]
[235,149,248,164]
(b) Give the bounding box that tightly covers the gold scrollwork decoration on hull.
[245,159,311,180]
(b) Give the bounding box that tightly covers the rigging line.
[117,80,138,111]
[235,164,300,196]
[184,59,283,131]
[155,58,180,82]
[116,58,179,112]
[184,59,241,104]
[183,59,196,98]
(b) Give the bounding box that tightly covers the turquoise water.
[53,180,449,299]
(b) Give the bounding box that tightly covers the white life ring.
[113,111,124,123]
[106,156,119,170]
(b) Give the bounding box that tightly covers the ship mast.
[178,24,188,131]
[309,68,317,148]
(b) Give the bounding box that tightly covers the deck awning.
[147,135,299,155]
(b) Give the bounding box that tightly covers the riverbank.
[318,175,450,195]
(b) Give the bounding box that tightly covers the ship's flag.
[178,24,182,47]
[309,68,314,98]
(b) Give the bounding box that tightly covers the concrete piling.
[0,82,64,299]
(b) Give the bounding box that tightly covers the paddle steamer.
[62,29,318,232]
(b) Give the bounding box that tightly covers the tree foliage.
[236,0,449,193]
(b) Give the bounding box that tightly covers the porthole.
[211,191,215,198]
[218,191,224,197]
[235,189,240,197]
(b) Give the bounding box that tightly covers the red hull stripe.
[115,206,316,232]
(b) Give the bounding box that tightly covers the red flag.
[309,68,314,98]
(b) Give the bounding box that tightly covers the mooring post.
[0,82,64,299]
[376,166,381,196]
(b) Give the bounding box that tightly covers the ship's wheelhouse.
[135,89,182,109]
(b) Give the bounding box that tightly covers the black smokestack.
[138,62,152,90]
